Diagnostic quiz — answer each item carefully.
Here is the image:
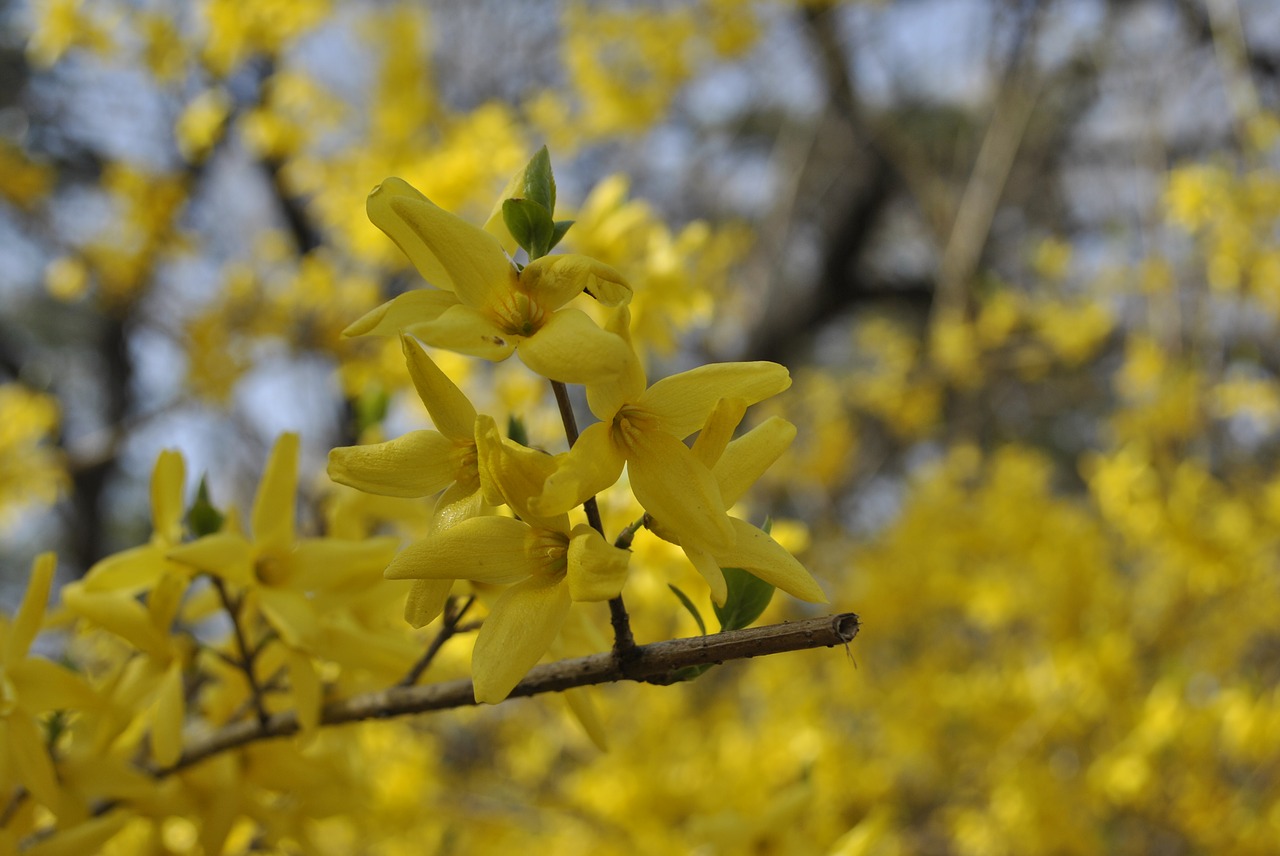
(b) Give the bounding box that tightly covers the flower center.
[255,555,289,587]
[612,406,654,453]
[491,289,545,338]
[530,530,570,579]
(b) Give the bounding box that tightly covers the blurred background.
[3,0,1280,852]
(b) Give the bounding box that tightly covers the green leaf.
[522,145,556,214]
[548,219,574,252]
[186,476,225,538]
[667,584,707,635]
[713,567,775,632]
[506,414,529,447]
[503,198,556,260]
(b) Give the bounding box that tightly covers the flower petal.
[566,524,630,602]
[431,479,486,531]
[151,449,186,544]
[639,362,791,439]
[9,658,99,713]
[684,545,728,606]
[286,647,323,735]
[471,575,571,704]
[529,422,625,518]
[713,517,827,603]
[342,290,458,338]
[411,303,517,361]
[402,335,477,442]
[167,533,254,585]
[252,433,299,558]
[715,416,797,507]
[328,430,462,498]
[8,714,61,814]
[384,516,537,584]
[516,308,630,384]
[690,397,747,469]
[404,579,454,628]
[61,586,170,659]
[257,588,320,648]
[563,688,608,751]
[81,545,167,595]
[151,660,186,768]
[521,254,632,311]
[368,178,516,309]
[475,414,568,530]
[289,537,399,592]
[8,552,54,663]
[585,306,646,421]
[628,430,734,551]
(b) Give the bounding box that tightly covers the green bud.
[503,197,556,260]
[186,476,225,538]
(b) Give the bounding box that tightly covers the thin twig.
[398,596,477,687]
[153,613,859,777]
[210,577,271,727]
[549,379,637,657]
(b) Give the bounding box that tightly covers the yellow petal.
[286,647,322,735]
[690,397,748,469]
[431,479,486,531]
[151,449,185,544]
[81,544,166,595]
[521,254,632,311]
[384,516,537,584]
[566,524,630,602]
[402,335,477,442]
[639,361,791,439]
[529,421,625,518]
[252,432,299,557]
[404,579,454,628]
[8,714,61,814]
[342,289,458,338]
[22,809,130,856]
[628,430,734,551]
[713,518,827,603]
[411,303,517,361]
[8,658,98,713]
[482,170,523,255]
[148,569,188,631]
[257,589,320,648]
[61,586,170,659]
[585,305,646,421]
[516,308,630,384]
[368,178,515,310]
[715,416,796,507]
[563,688,608,751]
[289,537,399,592]
[8,552,54,663]
[475,414,568,530]
[328,431,462,498]
[684,545,728,606]
[471,575,571,704]
[151,660,186,768]
[167,533,254,585]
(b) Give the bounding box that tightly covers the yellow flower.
[647,405,826,606]
[345,177,633,384]
[385,416,629,704]
[1,554,99,815]
[329,334,487,627]
[169,433,397,731]
[531,308,792,554]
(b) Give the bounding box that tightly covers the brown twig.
[153,612,859,777]
[398,595,477,687]
[209,577,271,727]
[549,379,637,657]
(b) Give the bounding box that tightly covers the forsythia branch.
[155,612,859,777]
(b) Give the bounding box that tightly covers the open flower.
[648,402,827,606]
[345,177,632,384]
[530,308,791,554]
[384,415,629,703]
[1,554,100,816]
[169,433,398,732]
[329,335,488,626]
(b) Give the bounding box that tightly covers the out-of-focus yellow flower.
[175,88,232,163]
[0,554,100,815]
[0,384,67,526]
[347,177,633,384]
